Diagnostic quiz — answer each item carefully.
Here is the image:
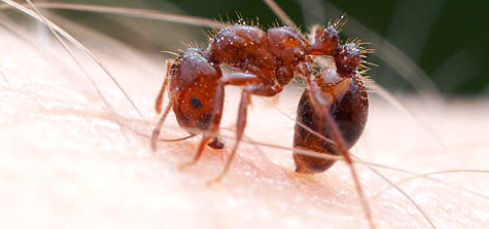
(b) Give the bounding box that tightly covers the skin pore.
[1,7,489,229]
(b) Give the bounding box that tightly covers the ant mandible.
[151,16,371,183]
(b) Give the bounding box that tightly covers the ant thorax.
[206,24,312,86]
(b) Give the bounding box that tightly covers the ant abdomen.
[293,69,369,173]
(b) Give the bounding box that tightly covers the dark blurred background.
[15,0,489,96]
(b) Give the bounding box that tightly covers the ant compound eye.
[190,97,203,109]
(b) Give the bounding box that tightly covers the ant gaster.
[151,17,371,183]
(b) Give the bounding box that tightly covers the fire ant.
[151,16,371,183]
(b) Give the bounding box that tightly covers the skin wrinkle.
[1,17,489,229]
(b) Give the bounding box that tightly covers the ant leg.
[179,71,276,175]
[209,84,277,184]
[178,74,240,169]
[208,136,224,149]
[151,97,176,151]
[155,60,173,114]
[179,135,212,169]
[306,74,375,229]
[207,89,251,184]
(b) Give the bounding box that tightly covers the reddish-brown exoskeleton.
[151,18,370,183]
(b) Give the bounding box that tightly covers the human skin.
[1,20,489,229]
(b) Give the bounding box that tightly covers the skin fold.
[1,22,489,229]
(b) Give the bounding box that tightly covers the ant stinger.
[151,17,373,183]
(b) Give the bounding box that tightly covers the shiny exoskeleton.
[151,21,369,182]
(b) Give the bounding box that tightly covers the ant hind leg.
[306,74,375,228]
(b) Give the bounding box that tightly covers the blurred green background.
[12,0,489,96]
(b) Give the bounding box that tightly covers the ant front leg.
[180,72,279,184]
[151,90,179,151]
[179,72,270,171]
[151,60,179,151]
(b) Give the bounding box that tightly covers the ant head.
[334,42,361,75]
[306,25,340,55]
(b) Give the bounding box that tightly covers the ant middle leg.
[208,83,278,184]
